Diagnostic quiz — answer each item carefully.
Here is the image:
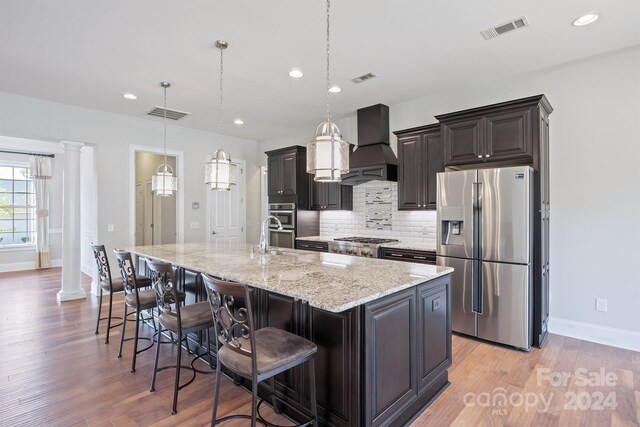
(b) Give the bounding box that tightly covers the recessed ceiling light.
[233,118,244,125]
[123,93,138,100]
[288,68,304,78]
[328,85,341,93]
[572,13,599,27]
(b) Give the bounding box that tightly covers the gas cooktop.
[333,237,399,244]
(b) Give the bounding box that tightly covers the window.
[0,165,36,246]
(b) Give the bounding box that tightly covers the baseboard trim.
[549,317,640,352]
[0,259,62,273]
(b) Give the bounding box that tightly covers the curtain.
[29,156,52,268]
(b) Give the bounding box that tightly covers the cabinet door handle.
[389,253,403,257]
[478,155,483,159]
[414,256,427,260]
[485,154,490,158]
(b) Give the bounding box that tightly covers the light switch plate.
[192,202,200,210]
[107,224,114,232]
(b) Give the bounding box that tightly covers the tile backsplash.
[319,181,437,245]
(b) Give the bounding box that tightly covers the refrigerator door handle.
[471,259,481,314]
[477,181,483,260]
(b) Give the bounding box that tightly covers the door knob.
[211,231,217,235]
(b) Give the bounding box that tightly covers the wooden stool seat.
[102,275,152,293]
[158,301,212,332]
[218,327,317,377]
[124,288,157,309]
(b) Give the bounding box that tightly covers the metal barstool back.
[202,273,318,427]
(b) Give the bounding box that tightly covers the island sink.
[129,242,453,427]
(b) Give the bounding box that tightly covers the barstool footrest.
[256,398,316,427]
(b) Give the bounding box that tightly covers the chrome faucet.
[259,215,283,254]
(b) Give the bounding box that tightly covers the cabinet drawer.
[380,248,436,265]
[295,240,329,252]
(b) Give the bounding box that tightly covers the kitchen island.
[128,242,453,427]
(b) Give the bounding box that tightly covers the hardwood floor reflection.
[1,268,638,426]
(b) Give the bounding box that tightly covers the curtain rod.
[0,149,55,158]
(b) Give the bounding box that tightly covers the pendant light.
[152,82,177,197]
[307,0,350,182]
[205,40,237,191]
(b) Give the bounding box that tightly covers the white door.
[208,159,246,244]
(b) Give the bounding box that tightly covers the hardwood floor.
[1,268,638,426]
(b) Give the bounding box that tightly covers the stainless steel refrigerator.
[436,166,533,350]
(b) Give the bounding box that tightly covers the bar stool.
[92,243,151,344]
[114,249,162,373]
[202,273,319,427]
[146,258,215,415]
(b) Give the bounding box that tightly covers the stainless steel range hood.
[340,104,398,185]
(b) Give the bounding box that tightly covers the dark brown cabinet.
[295,240,329,252]
[310,181,353,211]
[191,272,451,427]
[363,274,451,427]
[394,124,443,211]
[380,247,436,265]
[265,146,310,208]
[439,105,535,166]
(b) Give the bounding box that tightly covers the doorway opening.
[134,151,177,246]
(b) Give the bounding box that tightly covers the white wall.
[0,138,64,271]
[260,46,640,350]
[0,92,262,272]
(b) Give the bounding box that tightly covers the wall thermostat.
[192,202,200,209]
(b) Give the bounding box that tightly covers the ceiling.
[1,0,639,141]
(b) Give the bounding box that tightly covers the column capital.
[60,141,85,151]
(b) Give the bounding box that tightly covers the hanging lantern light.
[307,0,350,182]
[205,40,237,191]
[152,82,177,197]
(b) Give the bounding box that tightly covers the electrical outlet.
[107,224,114,232]
[595,298,608,312]
[190,222,200,229]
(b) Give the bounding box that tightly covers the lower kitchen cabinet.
[249,274,451,427]
[296,240,329,252]
[380,247,436,265]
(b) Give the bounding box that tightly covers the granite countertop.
[296,236,437,252]
[295,236,335,242]
[381,241,437,252]
[127,242,452,313]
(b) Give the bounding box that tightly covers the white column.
[58,141,86,302]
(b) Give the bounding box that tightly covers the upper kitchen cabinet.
[310,180,353,211]
[265,146,310,208]
[394,123,443,211]
[437,95,552,167]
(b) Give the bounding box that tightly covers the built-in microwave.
[268,203,295,229]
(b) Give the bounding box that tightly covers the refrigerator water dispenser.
[440,205,465,246]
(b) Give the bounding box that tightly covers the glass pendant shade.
[307,121,349,182]
[152,164,177,196]
[205,148,237,191]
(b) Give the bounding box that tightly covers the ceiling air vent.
[351,72,378,84]
[147,106,190,120]
[481,16,530,40]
